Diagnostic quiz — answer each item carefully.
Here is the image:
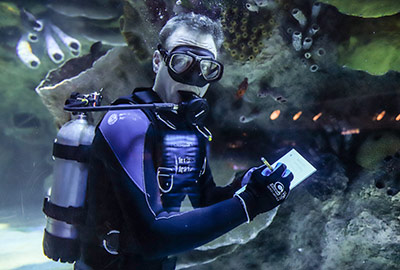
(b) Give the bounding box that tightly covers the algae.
[318,0,400,18]
[0,2,20,28]
[338,14,400,75]
[356,133,400,169]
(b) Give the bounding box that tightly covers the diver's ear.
[153,50,162,73]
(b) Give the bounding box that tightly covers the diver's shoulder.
[99,109,152,134]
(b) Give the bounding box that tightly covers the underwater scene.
[0,0,400,269]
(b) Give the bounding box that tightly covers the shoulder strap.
[112,88,161,125]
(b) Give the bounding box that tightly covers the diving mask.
[158,44,224,87]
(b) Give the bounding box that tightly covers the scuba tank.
[42,93,98,263]
[42,90,202,262]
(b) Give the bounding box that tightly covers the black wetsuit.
[79,88,247,270]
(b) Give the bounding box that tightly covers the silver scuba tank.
[43,113,95,263]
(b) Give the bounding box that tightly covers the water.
[1,0,399,269]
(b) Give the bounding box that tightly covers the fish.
[257,87,287,103]
[236,77,249,99]
[245,0,259,12]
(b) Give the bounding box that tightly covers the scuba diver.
[42,12,293,270]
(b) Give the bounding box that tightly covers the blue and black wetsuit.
[79,88,247,270]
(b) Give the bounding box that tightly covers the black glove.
[234,163,293,222]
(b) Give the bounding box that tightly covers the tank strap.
[53,142,91,163]
[43,197,86,225]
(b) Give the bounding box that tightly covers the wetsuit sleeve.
[198,163,243,206]
[97,110,248,259]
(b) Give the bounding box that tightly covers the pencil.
[261,157,273,171]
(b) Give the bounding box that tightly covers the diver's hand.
[234,163,293,222]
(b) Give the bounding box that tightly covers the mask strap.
[157,44,168,61]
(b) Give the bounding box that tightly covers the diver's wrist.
[234,186,257,223]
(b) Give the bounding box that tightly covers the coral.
[322,210,400,269]
[36,46,153,127]
[318,0,400,18]
[45,0,124,48]
[14,7,83,69]
[280,2,327,73]
[177,208,279,269]
[373,149,400,196]
[305,153,349,201]
[221,5,277,62]
[174,0,223,20]
[337,13,400,75]
[120,0,159,60]
[11,1,123,69]
[16,17,82,69]
[188,168,400,270]
[356,132,400,169]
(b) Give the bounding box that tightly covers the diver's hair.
[159,12,224,50]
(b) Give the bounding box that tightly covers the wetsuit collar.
[131,88,163,104]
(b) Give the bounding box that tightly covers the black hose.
[64,103,178,112]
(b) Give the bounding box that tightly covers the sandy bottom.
[0,208,73,270]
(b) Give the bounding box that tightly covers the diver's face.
[153,26,218,103]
